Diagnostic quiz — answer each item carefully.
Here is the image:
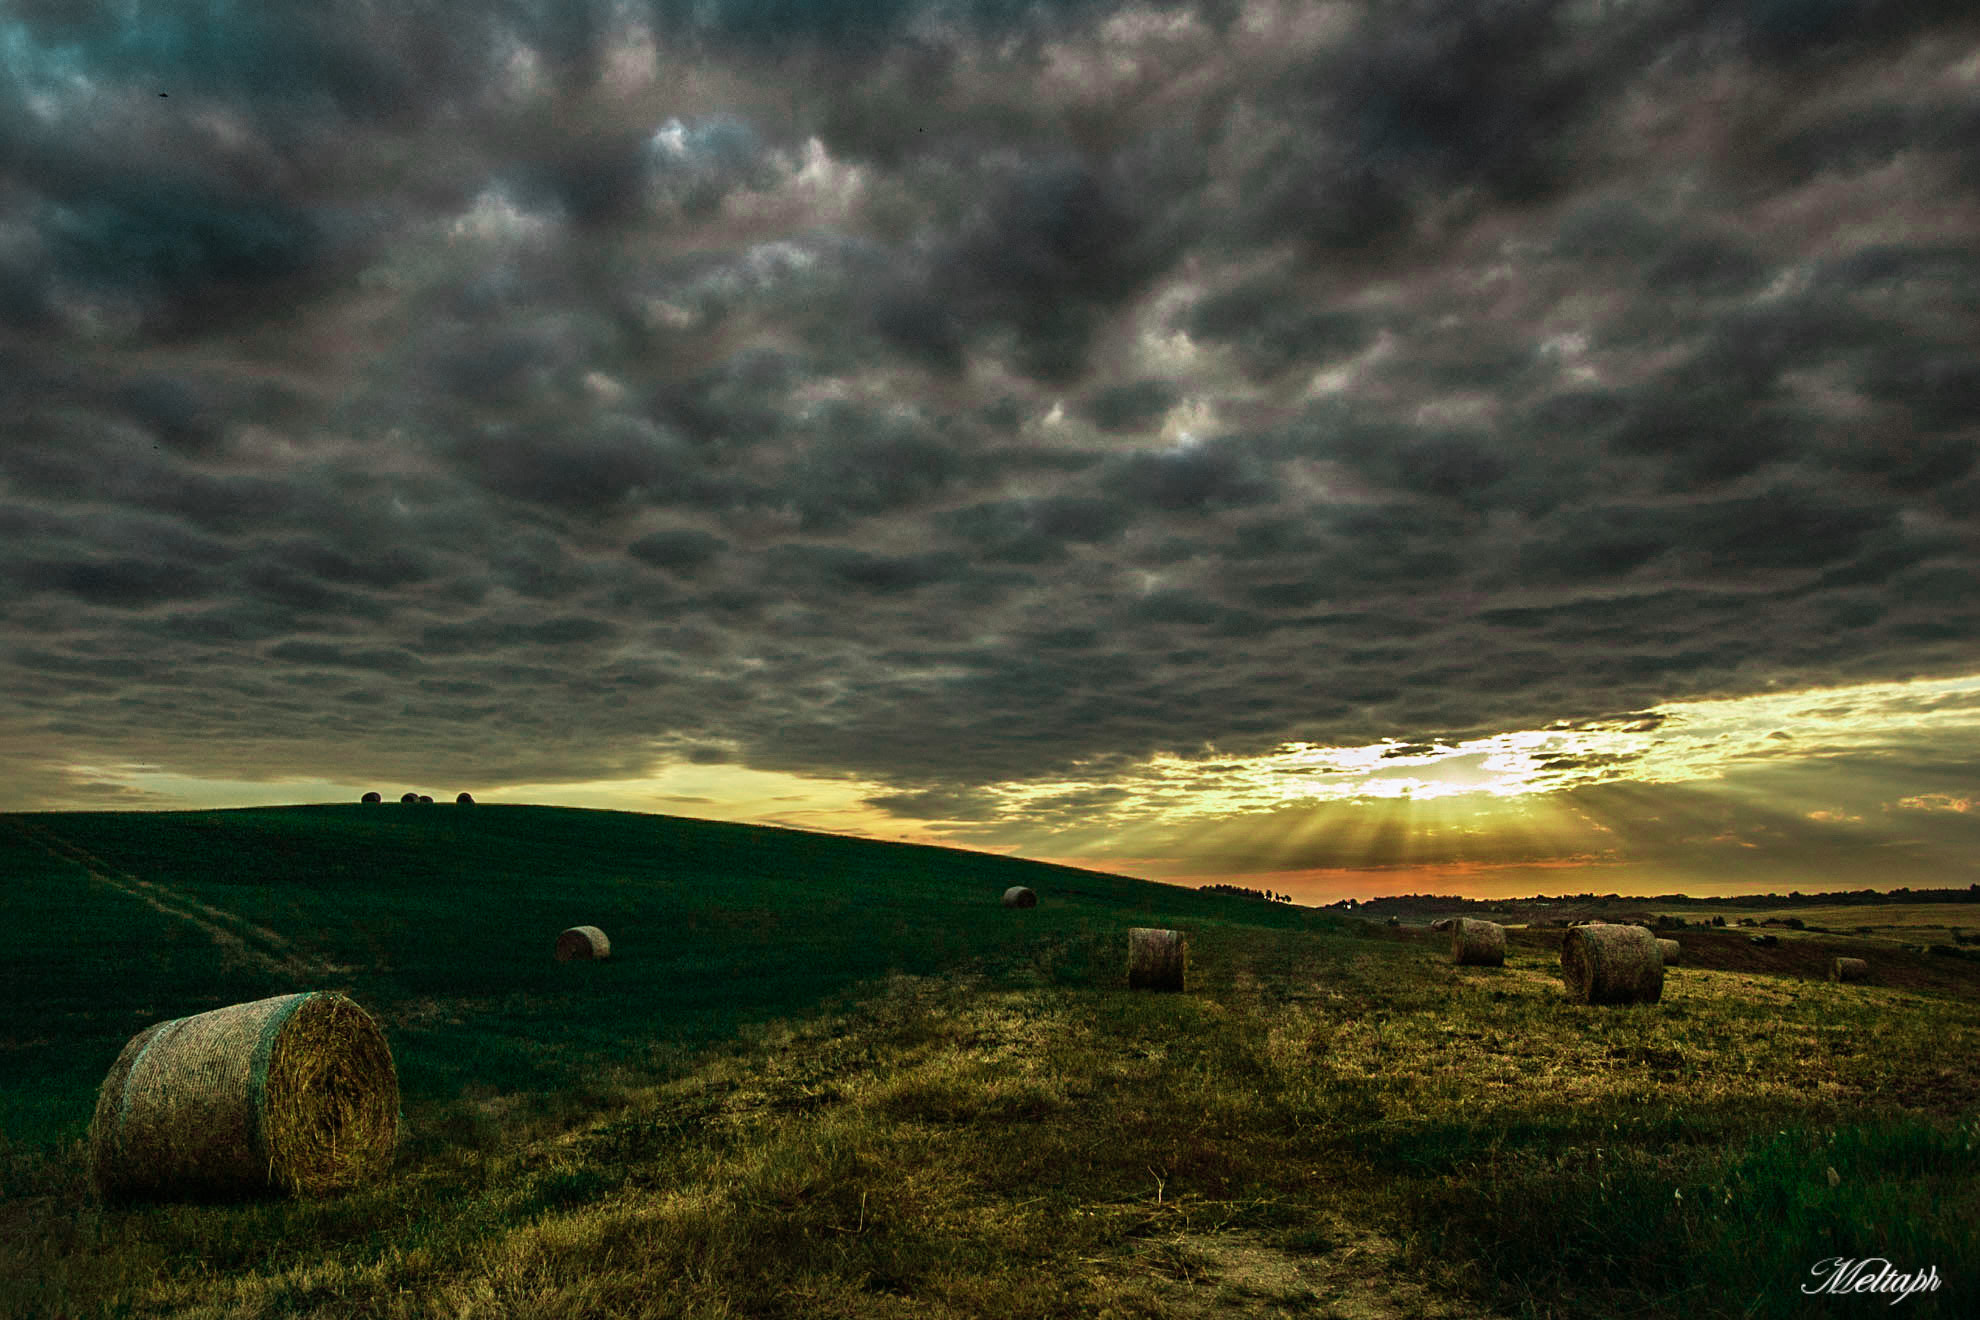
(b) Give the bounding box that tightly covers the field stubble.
[2,808,1976,1318]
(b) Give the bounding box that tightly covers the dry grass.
[89,992,399,1203]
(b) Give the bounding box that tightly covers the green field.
[1680,903,1980,941]
[4,805,1977,1318]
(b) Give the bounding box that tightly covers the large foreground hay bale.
[1830,956,1869,983]
[1451,918,1506,966]
[1656,938,1681,966]
[1127,928,1186,991]
[1561,923,1664,1005]
[1001,886,1037,909]
[90,992,398,1203]
[555,925,611,961]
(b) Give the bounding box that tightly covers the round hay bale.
[1429,918,1454,932]
[555,925,611,961]
[1830,956,1869,983]
[456,792,475,805]
[360,791,381,804]
[1451,918,1506,966]
[399,792,417,805]
[1127,927,1186,991]
[1656,938,1681,966]
[417,794,433,805]
[1001,885,1037,909]
[1561,923,1664,1005]
[90,992,398,1203]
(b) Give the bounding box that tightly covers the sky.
[3,0,1978,903]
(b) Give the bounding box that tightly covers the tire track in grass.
[5,818,353,981]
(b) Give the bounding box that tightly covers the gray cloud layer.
[3,0,1978,816]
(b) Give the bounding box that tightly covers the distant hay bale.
[1561,923,1664,1005]
[1450,918,1506,966]
[555,926,611,961]
[1749,934,1779,948]
[90,992,398,1203]
[1001,886,1037,909]
[1127,928,1186,991]
[399,792,417,805]
[1830,956,1869,983]
[456,792,475,805]
[1430,918,1454,932]
[417,795,433,805]
[360,791,381,804]
[1656,938,1681,966]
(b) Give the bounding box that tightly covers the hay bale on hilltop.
[1451,918,1506,966]
[1127,928,1186,991]
[90,992,398,1203]
[1656,938,1681,966]
[417,795,433,805]
[361,791,381,804]
[456,792,475,805]
[1001,886,1037,909]
[555,926,611,962]
[1830,956,1869,983]
[1561,923,1664,1005]
[399,792,417,804]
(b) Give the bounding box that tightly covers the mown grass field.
[1685,903,1980,941]
[3,804,1977,1318]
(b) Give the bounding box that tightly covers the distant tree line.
[1199,883,1294,904]
[1330,884,1980,913]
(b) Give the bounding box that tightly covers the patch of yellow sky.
[58,671,1980,900]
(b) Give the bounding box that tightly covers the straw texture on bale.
[1831,956,1869,983]
[1127,927,1186,991]
[1001,886,1037,909]
[555,925,611,961]
[1450,918,1506,966]
[90,992,398,1203]
[1656,938,1681,966]
[1560,923,1665,1005]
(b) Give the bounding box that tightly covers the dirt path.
[6,818,353,982]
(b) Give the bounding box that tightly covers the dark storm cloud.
[2,0,1978,819]
[935,495,1131,564]
[1079,379,1176,434]
[1183,279,1377,383]
[627,528,728,575]
[265,641,423,674]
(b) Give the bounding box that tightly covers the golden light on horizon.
[34,672,1980,902]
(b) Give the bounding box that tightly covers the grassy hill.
[3,804,1977,1318]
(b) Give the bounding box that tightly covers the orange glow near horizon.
[28,672,1980,904]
